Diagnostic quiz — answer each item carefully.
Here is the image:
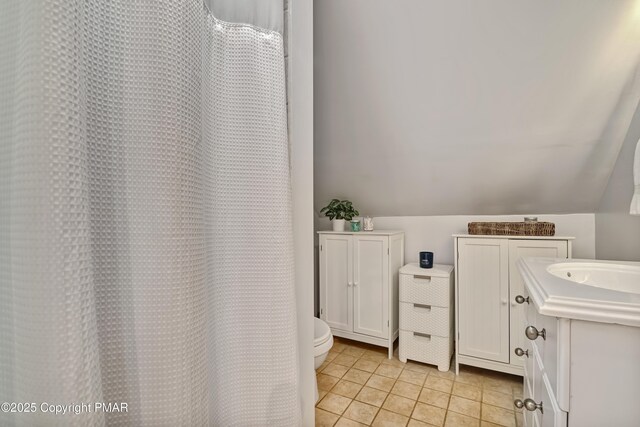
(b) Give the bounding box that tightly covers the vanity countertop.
[518,257,640,327]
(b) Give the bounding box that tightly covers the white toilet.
[314,317,333,402]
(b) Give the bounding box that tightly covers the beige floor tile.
[332,343,347,353]
[343,346,367,358]
[318,393,353,416]
[454,372,484,387]
[343,368,373,385]
[424,376,453,394]
[430,369,456,380]
[444,411,480,427]
[323,363,350,379]
[343,400,379,425]
[334,354,359,367]
[354,358,381,373]
[318,373,341,391]
[316,408,340,427]
[376,364,403,379]
[481,404,516,427]
[407,419,431,427]
[483,383,514,396]
[452,382,481,401]
[448,396,480,419]
[335,417,368,427]
[381,357,407,368]
[362,350,387,362]
[319,389,329,401]
[356,386,389,407]
[480,422,502,427]
[411,402,446,426]
[404,360,435,374]
[391,380,422,400]
[482,390,514,411]
[366,374,397,392]
[417,388,450,409]
[382,394,416,417]
[326,351,339,363]
[332,380,364,399]
[398,369,427,386]
[372,408,410,427]
[404,362,434,374]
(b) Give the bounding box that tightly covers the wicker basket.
[468,222,555,236]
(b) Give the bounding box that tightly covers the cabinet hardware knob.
[348,282,353,287]
[514,347,529,357]
[515,398,544,413]
[515,295,530,304]
[525,325,546,341]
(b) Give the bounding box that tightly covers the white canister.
[363,216,374,231]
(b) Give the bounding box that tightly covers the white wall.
[314,0,640,217]
[316,213,595,265]
[596,102,640,262]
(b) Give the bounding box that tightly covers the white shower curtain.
[0,1,299,426]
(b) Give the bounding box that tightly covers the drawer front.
[399,273,450,306]
[399,302,450,336]
[399,329,452,367]
[537,373,567,427]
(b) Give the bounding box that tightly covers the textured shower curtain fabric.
[0,1,299,426]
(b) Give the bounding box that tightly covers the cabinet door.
[508,240,568,367]
[458,238,510,363]
[319,235,353,331]
[353,235,389,338]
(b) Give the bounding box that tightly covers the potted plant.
[320,199,360,232]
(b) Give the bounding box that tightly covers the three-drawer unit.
[398,263,454,371]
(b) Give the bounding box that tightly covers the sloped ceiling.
[314,0,640,216]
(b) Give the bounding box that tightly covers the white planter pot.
[332,219,346,232]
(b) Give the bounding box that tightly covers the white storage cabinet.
[453,235,573,375]
[398,263,454,371]
[318,231,404,358]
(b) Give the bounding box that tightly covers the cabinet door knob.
[525,325,546,341]
[515,295,530,304]
[348,281,353,287]
[514,398,544,413]
[514,347,529,358]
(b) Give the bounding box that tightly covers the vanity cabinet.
[517,266,640,427]
[318,231,404,358]
[453,235,573,375]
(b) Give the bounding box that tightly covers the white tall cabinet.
[453,235,573,375]
[319,231,404,358]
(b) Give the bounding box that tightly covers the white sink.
[517,257,640,327]
[547,262,640,295]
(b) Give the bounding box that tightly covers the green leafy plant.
[320,199,360,221]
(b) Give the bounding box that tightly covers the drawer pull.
[413,332,431,340]
[413,303,432,310]
[515,295,530,304]
[525,325,546,341]
[413,275,431,282]
[514,347,529,358]
[514,398,544,414]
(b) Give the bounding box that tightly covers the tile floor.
[316,337,524,427]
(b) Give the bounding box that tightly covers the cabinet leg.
[437,363,450,372]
